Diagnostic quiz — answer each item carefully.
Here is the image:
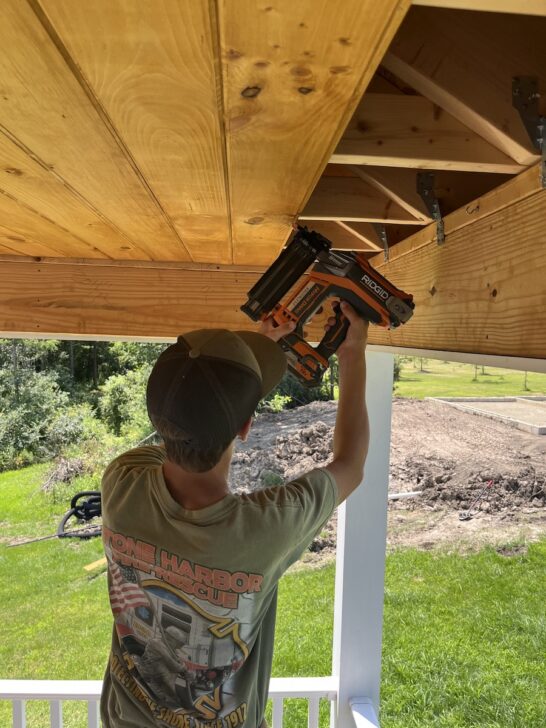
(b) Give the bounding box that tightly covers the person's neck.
[162,446,233,510]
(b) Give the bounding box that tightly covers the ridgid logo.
[362,274,388,300]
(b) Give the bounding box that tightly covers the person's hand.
[259,316,296,343]
[325,301,368,356]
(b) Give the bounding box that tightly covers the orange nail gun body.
[241,226,415,386]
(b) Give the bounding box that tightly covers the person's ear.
[238,417,252,442]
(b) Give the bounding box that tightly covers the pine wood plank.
[38,0,231,264]
[0,0,189,262]
[384,7,545,164]
[301,176,423,223]
[0,191,106,259]
[331,94,524,173]
[0,130,148,260]
[218,0,411,264]
[367,188,546,359]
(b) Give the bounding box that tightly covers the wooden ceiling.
[0,0,545,363]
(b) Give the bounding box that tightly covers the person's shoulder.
[102,445,166,484]
[240,468,338,510]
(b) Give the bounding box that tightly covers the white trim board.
[367,345,546,374]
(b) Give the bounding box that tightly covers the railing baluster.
[87,699,100,728]
[50,699,63,727]
[13,699,26,728]
[272,696,283,728]
[308,695,320,728]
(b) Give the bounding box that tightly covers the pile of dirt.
[231,420,333,493]
[391,456,545,512]
[229,398,546,555]
[42,457,87,493]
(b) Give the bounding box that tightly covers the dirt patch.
[230,399,546,560]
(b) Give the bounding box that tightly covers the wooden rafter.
[384,7,545,165]
[348,166,431,221]
[300,176,423,223]
[297,221,379,252]
[331,93,524,173]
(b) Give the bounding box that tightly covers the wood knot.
[245,216,264,225]
[5,167,22,176]
[241,86,262,98]
[491,288,498,298]
[330,66,350,75]
[226,48,243,61]
[338,37,351,46]
[291,66,311,77]
[298,87,314,95]
[429,285,437,297]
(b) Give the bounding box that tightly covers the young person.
[100,302,369,728]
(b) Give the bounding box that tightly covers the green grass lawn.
[1,466,545,727]
[394,358,546,400]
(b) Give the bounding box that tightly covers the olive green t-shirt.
[100,445,337,728]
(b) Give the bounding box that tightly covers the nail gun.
[241,226,415,386]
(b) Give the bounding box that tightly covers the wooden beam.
[413,0,546,16]
[37,0,232,263]
[384,7,544,165]
[0,261,260,339]
[331,94,524,173]
[217,0,411,264]
[301,176,423,223]
[365,177,546,360]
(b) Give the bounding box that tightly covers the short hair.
[151,416,232,473]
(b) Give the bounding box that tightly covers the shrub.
[99,365,153,441]
[0,371,85,471]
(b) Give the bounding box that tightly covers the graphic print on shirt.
[103,526,263,727]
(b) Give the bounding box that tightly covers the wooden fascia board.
[412,0,546,16]
[331,93,524,173]
[365,167,546,360]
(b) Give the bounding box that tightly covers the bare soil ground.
[230,399,546,561]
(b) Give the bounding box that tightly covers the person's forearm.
[333,347,369,475]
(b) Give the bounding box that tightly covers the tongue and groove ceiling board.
[1,0,412,267]
[0,1,544,362]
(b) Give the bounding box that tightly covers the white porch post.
[331,351,394,727]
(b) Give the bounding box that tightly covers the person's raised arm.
[325,302,369,503]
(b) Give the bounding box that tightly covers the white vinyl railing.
[0,677,339,728]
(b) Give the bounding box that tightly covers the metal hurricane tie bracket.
[512,76,546,188]
[371,223,389,262]
[417,172,444,246]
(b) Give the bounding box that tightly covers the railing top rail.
[0,680,103,700]
[0,676,338,701]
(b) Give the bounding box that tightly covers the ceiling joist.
[383,7,544,166]
[331,93,524,173]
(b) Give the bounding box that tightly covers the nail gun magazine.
[241,226,415,387]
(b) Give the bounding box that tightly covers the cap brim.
[234,331,287,397]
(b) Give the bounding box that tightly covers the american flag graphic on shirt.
[109,561,149,615]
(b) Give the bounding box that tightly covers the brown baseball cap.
[146,329,287,450]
